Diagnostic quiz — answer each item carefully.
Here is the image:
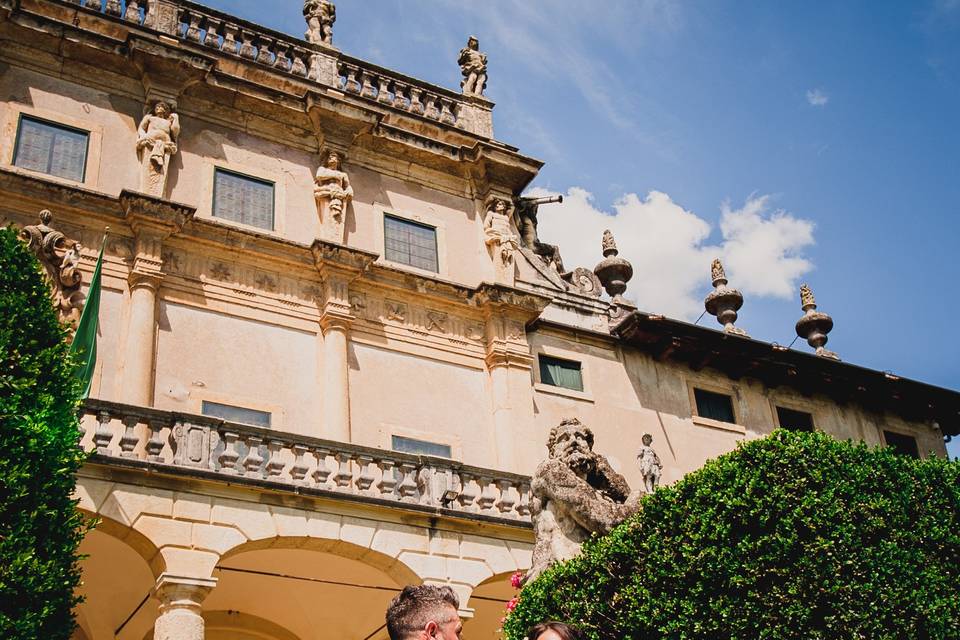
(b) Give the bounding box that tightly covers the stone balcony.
[79,399,533,527]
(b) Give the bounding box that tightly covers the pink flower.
[505,596,520,612]
[510,571,524,589]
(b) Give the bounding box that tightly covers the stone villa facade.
[1,2,957,639]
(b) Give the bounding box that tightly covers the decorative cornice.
[470,282,552,315]
[310,238,378,274]
[119,189,196,236]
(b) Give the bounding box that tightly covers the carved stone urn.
[704,258,747,336]
[795,283,839,360]
[593,230,633,307]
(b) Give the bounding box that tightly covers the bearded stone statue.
[524,418,641,584]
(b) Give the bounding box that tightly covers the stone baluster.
[477,477,497,512]
[124,0,142,23]
[333,452,353,489]
[496,480,516,516]
[355,455,376,494]
[221,24,240,55]
[105,0,122,16]
[218,431,240,474]
[145,419,166,462]
[119,415,140,458]
[346,66,363,93]
[273,43,292,72]
[241,435,264,477]
[255,36,274,65]
[203,18,221,49]
[184,12,202,42]
[84,0,102,10]
[397,462,419,502]
[377,77,392,104]
[457,473,478,512]
[290,444,310,484]
[440,98,456,125]
[93,410,113,455]
[425,95,441,120]
[409,87,425,115]
[265,440,285,478]
[312,447,332,487]
[515,482,531,518]
[377,459,398,498]
[239,30,257,59]
[392,83,409,109]
[291,48,308,76]
[360,70,377,99]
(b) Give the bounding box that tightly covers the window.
[13,115,89,182]
[539,355,584,392]
[201,400,271,428]
[776,407,814,432]
[391,435,452,458]
[213,168,275,230]
[383,214,438,272]
[883,430,919,459]
[694,388,736,424]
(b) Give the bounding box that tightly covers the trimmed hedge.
[505,429,960,640]
[0,226,89,639]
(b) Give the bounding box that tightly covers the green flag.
[70,237,104,399]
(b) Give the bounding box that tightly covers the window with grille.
[212,168,275,230]
[539,355,584,392]
[694,388,737,424]
[883,430,919,458]
[201,400,271,428]
[383,214,438,272]
[13,115,89,182]
[776,406,814,432]
[391,435,452,458]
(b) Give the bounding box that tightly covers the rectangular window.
[776,407,814,432]
[14,115,89,182]
[391,435,452,458]
[539,355,584,392]
[883,430,920,459]
[201,400,271,428]
[212,168,275,230]
[694,388,736,424]
[383,214,438,272]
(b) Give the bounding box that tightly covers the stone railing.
[80,399,532,524]
[61,0,148,24]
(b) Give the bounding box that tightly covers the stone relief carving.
[636,433,662,494]
[349,293,367,319]
[426,310,448,333]
[313,150,353,243]
[19,210,86,331]
[525,418,641,584]
[483,197,519,285]
[303,0,335,46]
[458,36,487,97]
[704,258,747,336]
[209,262,231,282]
[136,100,180,197]
[385,300,407,322]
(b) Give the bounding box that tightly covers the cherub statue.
[458,36,487,96]
[304,0,336,46]
[636,433,662,494]
[313,150,353,242]
[136,100,180,197]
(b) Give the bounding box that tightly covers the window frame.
[201,400,272,429]
[538,354,585,393]
[211,166,277,232]
[882,429,921,459]
[12,113,90,183]
[391,434,453,459]
[374,206,447,278]
[378,424,462,461]
[532,345,593,402]
[774,404,816,432]
[687,381,744,433]
[382,213,439,273]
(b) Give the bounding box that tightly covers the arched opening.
[464,571,517,640]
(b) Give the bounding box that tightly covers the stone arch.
[78,506,166,578]
[203,611,301,640]
[464,570,522,640]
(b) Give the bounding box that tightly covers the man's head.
[641,433,652,446]
[547,418,595,472]
[325,151,341,169]
[386,585,462,640]
[153,101,171,117]
[467,36,479,50]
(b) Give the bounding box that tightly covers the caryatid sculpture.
[458,36,487,97]
[313,150,353,243]
[525,418,642,584]
[303,0,336,46]
[136,100,180,197]
[483,197,519,285]
[636,433,662,494]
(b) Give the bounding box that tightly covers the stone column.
[152,574,216,640]
[123,271,162,406]
[320,313,352,442]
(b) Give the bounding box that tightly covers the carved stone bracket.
[120,189,196,277]
[18,209,86,332]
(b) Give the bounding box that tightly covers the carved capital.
[120,190,196,237]
[310,238,378,273]
[319,312,353,335]
[128,270,163,293]
[153,573,216,608]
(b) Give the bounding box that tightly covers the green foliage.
[505,430,960,640]
[0,226,90,639]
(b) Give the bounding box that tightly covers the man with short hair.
[386,584,463,640]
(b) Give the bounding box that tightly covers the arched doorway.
[464,571,517,640]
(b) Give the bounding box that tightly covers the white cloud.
[806,88,829,106]
[528,187,815,319]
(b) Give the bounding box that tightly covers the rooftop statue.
[458,36,487,97]
[525,418,641,584]
[136,100,180,198]
[304,0,336,46]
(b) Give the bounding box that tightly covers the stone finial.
[593,230,633,308]
[136,100,180,198]
[458,36,488,97]
[795,283,839,360]
[19,210,86,332]
[703,257,747,336]
[303,0,336,46]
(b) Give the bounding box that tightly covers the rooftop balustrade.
[79,399,532,526]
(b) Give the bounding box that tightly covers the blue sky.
[205,0,959,456]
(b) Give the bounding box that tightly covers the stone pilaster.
[152,574,216,640]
